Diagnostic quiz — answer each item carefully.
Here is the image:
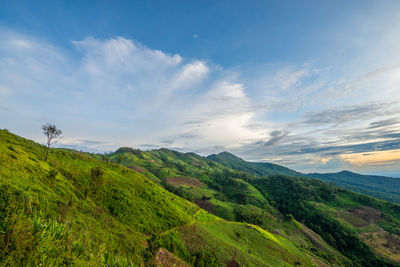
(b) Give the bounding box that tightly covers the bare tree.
[42,123,62,161]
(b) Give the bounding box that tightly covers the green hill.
[207,152,400,205]
[308,171,400,204]
[207,151,303,177]
[2,129,400,266]
[108,147,400,266]
[0,130,318,266]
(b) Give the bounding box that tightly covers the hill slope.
[308,171,400,204]
[108,147,400,266]
[207,152,400,205]
[0,130,317,266]
[207,151,303,177]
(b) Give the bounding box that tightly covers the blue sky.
[1,1,400,176]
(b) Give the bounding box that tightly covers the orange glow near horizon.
[340,149,400,166]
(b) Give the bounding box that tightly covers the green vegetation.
[250,175,400,266]
[207,151,302,177]
[0,130,322,266]
[108,145,400,266]
[308,171,400,204]
[0,130,200,265]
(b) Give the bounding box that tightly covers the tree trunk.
[45,143,50,161]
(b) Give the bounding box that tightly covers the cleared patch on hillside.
[336,206,381,227]
[127,165,146,173]
[165,177,202,188]
[153,248,190,267]
[351,206,381,223]
[194,198,214,213]
[359,230,400,264]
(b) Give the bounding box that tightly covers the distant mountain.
[5,128,399,266]
[0,130,319,266]
[308,170,400,204]
[207,152,400,205]
[109,147,400,265]
[207,151,303,177]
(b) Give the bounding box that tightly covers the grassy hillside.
[208,152,400,205]
[249,175,400,266]
[0,130,318,266]
[308,171,400,204]
[3,129,397,266]
[108,147,400,266]
[207,151,302,177]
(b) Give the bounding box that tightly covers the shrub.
[47,169,58,186]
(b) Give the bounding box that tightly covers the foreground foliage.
[0,130,319,266]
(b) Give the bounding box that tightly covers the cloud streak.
[0,29,265,153]
[1,27,400,176]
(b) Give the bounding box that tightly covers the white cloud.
[277,66,310,90]
[1,27,400,176]
[167,61,209,93]
[0,30,265,152]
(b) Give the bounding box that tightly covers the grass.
[1,129,324,266]
[107,144,400,266]
[196,220,313,266]
[0,130,197,265]
[155,220,315,266]
[3,129,394,266]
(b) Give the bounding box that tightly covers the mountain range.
[1,129,400,266]
[207,151,400,205]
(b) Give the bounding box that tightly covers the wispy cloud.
[1,26,400,176]
[0,29,265,152]
[263,130,289,147]
[302,102,399,125]
[369,118,400,129]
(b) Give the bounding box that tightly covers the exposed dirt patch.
[351,206,381,223]
[147,159,161,165]
[194,199,214,213]
[165,176,202,188]
[127,166,146,173]
[226,259,240,267]
[359,230,400,264]
[153,248,190,267]
[226,249,240,267]
[335,206,381,227]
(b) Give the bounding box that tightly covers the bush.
[47,169,58,186]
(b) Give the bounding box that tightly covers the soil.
[350,206,382,223]
[359,230,400,263]
[127,166,146,173]
[226,249,240,267]
[165,176,203,187]
[153,248,190,267]
[335,206,382,227]
[194,199,214,213]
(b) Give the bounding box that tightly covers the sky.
[1,1,400,177]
